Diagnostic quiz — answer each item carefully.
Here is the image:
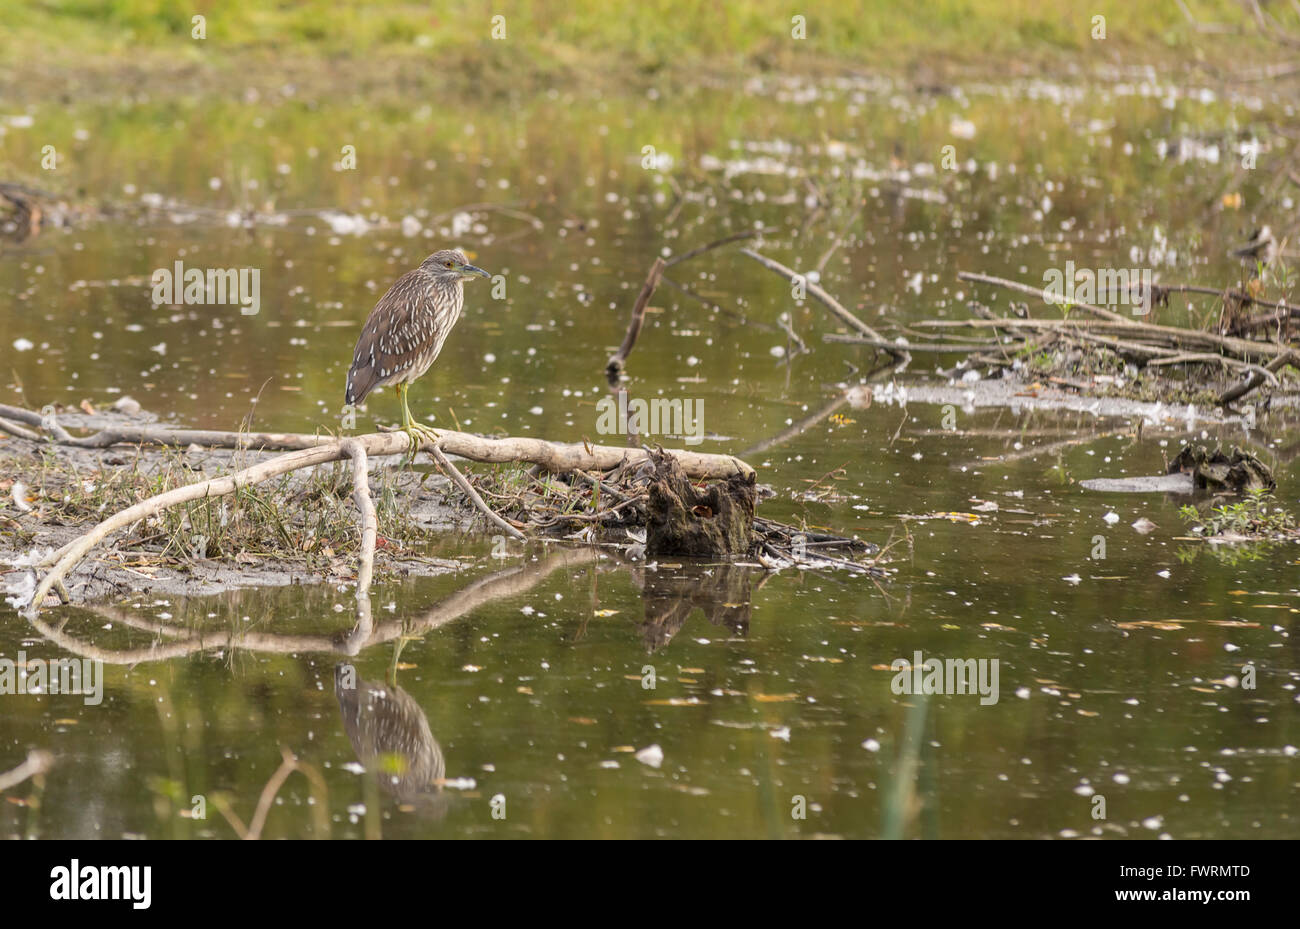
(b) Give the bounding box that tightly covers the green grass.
[2,445,422,569]
[0,0,1285,99]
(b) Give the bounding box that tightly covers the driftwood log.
[1169,444,1276,493]
[0,406,752,478]
[645,448,756,557]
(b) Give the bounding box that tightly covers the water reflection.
[20,547,603,665]
[631,561,754,652]
[335,662,448,816]
[10,547,775,831]
[20,545,768,667]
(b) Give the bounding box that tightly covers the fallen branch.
[663,229,758,268]
[0,406,752,478]
[776,312,809,357]
[1154,282,1295,313]
[824,333,1003,353]
[1220,350,1299,405]
[958,270,1131,322]
[914,317,1294,364]
[740,248,910,364]
[606,257,666,381]
[0,415,41,441]
[25,438,373,616]
[429,444,526,541]
[339,438,378,598]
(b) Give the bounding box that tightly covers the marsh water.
[2,74,1298,839]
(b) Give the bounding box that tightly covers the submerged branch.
[606,256,666,381]
[740,248,910,364]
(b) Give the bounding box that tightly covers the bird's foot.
[402,421,441,460]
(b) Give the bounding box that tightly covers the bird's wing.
[345,269,432,404]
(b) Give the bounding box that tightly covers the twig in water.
[664,229,758,268]
[1219,350,1298,406]
[958,270,1129,322]
[741,248,910,364]
[606,257,666,382]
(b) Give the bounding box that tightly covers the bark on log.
[645,448,755,557]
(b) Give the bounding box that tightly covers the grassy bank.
[0,0,1281,102]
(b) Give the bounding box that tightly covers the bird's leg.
[397,383,439,459]
[386,632,426,684]
[387,635,413,685]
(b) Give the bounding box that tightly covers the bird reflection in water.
[334,661,450,818]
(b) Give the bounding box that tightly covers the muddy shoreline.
[4,369,1286,606]
[0,409,477,607]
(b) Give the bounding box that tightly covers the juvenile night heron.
[345,248,490,446]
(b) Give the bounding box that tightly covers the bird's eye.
[443,259,453,268]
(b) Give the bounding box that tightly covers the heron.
[345,248,490,449]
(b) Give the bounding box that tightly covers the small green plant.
[1179,489,1296,538]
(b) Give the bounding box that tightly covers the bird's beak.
[460,263,491,281]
